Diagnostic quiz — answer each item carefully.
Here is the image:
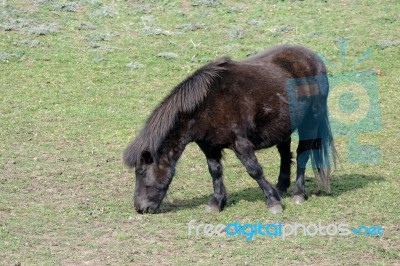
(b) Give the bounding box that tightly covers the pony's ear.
[141,151,154,165]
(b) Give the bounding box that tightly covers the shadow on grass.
[158,174,384,213]
[329,174,384,197]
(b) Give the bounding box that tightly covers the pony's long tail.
[310,111,338,192]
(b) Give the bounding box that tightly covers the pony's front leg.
[233,137,283,214]
[206,157,227,212]
[197,142,227,212]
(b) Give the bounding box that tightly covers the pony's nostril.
[135,203,146,214]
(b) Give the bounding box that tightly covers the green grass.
[1,0,399,265]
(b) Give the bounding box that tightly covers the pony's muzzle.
[134,194,161,214]
[134,201,159,214]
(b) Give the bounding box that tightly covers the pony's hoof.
[293,195,306,205]
[268,203,283,214]
[205,204,220,213]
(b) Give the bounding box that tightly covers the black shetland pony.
[123,45,337,214]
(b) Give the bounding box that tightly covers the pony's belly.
[249,125,292,150]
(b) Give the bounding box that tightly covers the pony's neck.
[158,128,191,170]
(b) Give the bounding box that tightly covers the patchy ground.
[1,0,399,265]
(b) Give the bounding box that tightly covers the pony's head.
[131,150,174,213]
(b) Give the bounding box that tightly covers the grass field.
[1,0,399,265]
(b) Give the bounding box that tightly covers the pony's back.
[243,45,326,78]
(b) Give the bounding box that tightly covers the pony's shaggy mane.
[123,56,230,167]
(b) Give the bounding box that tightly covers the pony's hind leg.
[232,137,283,214]
[197,142,227,212]
[293,139,321,204]
[276,138,292,195]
